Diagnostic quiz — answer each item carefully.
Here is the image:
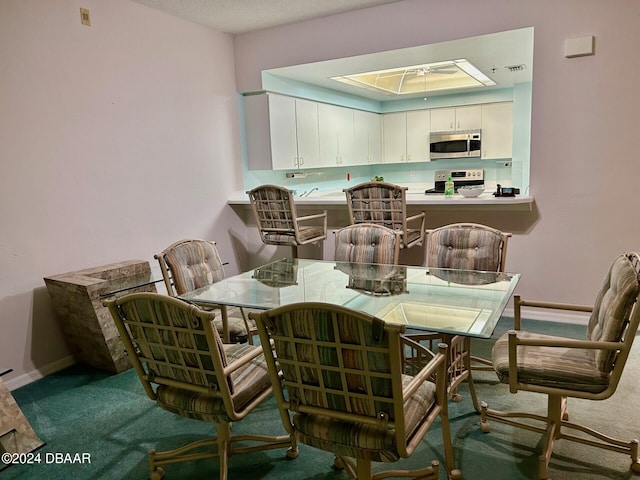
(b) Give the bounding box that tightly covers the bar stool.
[247,184,327,258]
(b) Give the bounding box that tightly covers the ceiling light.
[330,59,496,97]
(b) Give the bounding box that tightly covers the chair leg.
[148,420,296,479]
[291,245,298,258]
[481,395,640,478]
[217,423,231,480]
[439,410,463,480]
[355,457,373,479]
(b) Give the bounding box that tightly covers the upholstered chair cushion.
[264,226,325,246]
[247,185,327,256]
[334,224,399,265]
[254,302,458,478]
[164,240,225,293]
[492,331,611,393]
[119,296,227,383]
[346,183,404,231]
[161,239,253,343]
[493,253,640,392]
[587,253,640,371]
[267,307,437,456]
[249,186,295,231]
[293,374,436,462]
[155,343,271,423]
[106,293,295,479]
[427,226,504,271]
[344,182,425,251]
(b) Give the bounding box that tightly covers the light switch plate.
[80,8,91,26]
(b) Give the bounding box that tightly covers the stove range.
[425,169,484,194]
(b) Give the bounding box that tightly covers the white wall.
[233,0,640,306]
[0,0,245,386]
[4,0,640,388]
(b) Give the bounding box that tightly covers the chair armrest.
[406,211,426,228]
[296,211,327,223]
[401,334,437,359]
[508,329,621,351]
[507,329,622,392]
[514,294,592,329]
[222,345,264,375]
[400,338,447,399]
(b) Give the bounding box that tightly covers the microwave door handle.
[467,136,471,156]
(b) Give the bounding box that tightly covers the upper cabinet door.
[353,110,381,165]
[294,98,320,168]
[430,105,481,132]
[383,112,407,163]
[406,110,431,162]
[268,95,320,170]
[481,102,513,159]
[430,107,456,132]
[455,105,481,130]
[269,94,300,170]
[318,103,354,167]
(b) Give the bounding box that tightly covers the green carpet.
[4,317,639,479]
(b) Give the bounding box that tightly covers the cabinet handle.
[299,156,304,165]
[407,154,411,162]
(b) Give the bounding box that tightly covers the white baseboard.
[5,355,77,391]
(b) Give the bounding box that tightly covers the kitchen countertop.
[228,188,534,208]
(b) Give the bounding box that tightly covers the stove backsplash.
[244,160,515,194]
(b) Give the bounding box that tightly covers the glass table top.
[98,265,166,298]
[179,258,520,339]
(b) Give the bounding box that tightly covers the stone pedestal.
[0,371,44,469]
[44,260,157,373]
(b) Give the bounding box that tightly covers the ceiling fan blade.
[426,68,458,74]
[375,71,408,78]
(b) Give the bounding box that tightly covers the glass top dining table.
[179,258,520,339]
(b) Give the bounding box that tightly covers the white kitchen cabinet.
[481,102,513,159]
[353,110,382,165]
[406,110,430,163]
[383,110,430,163]
[430,105,481,132]
[267,94,298,170]
[273,95,320,170]
[244,93,319,170]
[318,103,355,167]
[383,112,407,163]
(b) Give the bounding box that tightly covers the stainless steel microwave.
[430,129,482,159]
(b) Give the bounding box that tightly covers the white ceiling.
[265,28,534,101]
[131,1,533,101]
[131,0,403,34]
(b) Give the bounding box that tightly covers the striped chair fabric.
[334,223,400,265]
[246,185,327,257]
[426,223,511,272]
[251,303,461,479]
[343,182,425,250]
[155,238,255,343]
[408,223,512,408]
[492,252,640,390]
[105,292,295,478]
[482,252,640,479]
